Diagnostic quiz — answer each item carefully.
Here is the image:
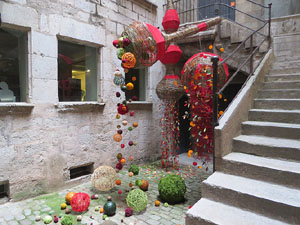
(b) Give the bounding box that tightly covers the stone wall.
[0,0,165,200]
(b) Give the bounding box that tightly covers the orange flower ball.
[209,45,213,49]
[122,52,136,69]
[113,133,122,142]
[220,47,224,52]
[155,200,160,207]
[120,158,126,164]
[65,192,76,205]
[128,172,134,177]
[132,122,138,128]
[116,179,122,185]
[100,208,104,213]
[126,82,134,91]
[129,182,134,187]
[132,76,137,82]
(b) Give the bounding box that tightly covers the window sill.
[55,102,105,113]
[0,103,34,114]
[127,101,153,110]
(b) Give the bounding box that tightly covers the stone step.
[269,67,300,75]
[254,99,300,110]
[248,108,300,123]
[257,89,300,99]
[265,74,300,82]
[217,152,300,188]
[272,60,300,70]
[202,172,300,224]
[262,81,300,89]
[232,134,300,161]
[241,121,300,139]
[186,198,290,225]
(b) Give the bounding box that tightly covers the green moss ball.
[61,215,73,225]
[158,174,186,204]
[128,164,139,175]
[126,189,148,212]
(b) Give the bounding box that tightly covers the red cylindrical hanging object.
[160,45,183,65]
[162,9,180,33]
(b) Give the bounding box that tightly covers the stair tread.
[249,108,300,113]
[223,152,300,174]
[255,98,300,101]
[233,135,300,149]
[187,198,290,225]
[266,73,300,77]
[259,88,300,91]
[263,81,300,84]
[242,120,300,129]
[204,172,300,207]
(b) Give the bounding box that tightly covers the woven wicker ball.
[91,166,118,191]
[70,192,90,212]
[122,52,136,69]
[181,52,229,88]
[156,75,185,101]
[121,21,158,68]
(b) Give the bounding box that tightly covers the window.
[0,28,27,102]
[69,163,94,180]
[58,40,98,102]
[125,69,146,101]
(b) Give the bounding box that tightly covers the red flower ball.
[125,207,133,217]
[128,141,133,146]
[116,92,121,97]
[129,111,135,117]
[118,190,122,194]
[117,104,129,115]
[132,96,138,101]
[121,144,125,148]
[116,162,123,170]
[117,130,122,134]
[70,192,90,212]
[193,162,198,166]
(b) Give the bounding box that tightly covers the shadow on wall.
[265,0,300,18]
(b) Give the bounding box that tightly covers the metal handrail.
[219,22,268,66]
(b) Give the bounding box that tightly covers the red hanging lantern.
[162,9,180,33]
[70,192,90,212]
[160,45,183,65]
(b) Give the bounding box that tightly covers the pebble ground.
[0,161,212,225]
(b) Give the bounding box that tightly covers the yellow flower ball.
[126,82,134,91]
[61,203,67,210]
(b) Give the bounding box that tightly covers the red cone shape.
[162,9,180,32]
[160,45,182,65]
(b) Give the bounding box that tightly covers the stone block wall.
[0,0,165,200]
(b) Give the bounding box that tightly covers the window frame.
[0,24,32,113]
[56,35,102,104]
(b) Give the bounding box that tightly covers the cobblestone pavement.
[0,160,212,225]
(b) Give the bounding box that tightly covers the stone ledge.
[127,101,153,110]
[0,103,34,114]
[55,102,105,113]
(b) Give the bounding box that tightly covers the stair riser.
[248,111,300,123]
[270,68,300,74]
[263,82,300,89]
[241,123,300,139]
[265,75,300,82]
[272,61,300,70]
[257,90,300,99]
[202,183,300,224]
[216,159,300,189]
[254,99,300,110]
[185,217,215,225]
[232,139,300,161]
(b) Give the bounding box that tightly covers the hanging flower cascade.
[181,52,229,160]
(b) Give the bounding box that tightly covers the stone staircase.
[186,58,300,224]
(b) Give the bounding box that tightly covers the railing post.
[211,56,219,173]
[250,34,253,75]
[268,3,272,48]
